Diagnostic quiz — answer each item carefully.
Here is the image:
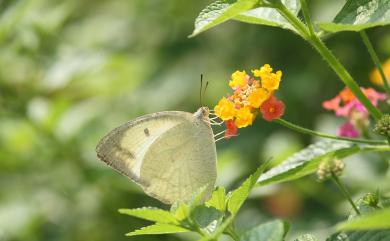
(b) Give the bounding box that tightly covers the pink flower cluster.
[322,87,387,138]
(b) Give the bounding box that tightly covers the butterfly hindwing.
[140,118,217,204]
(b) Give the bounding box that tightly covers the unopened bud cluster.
[361,192,379,207]
[373,114,390,137]
[317,159,345,181]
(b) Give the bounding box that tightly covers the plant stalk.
[299,0,315,35]
[360,30,390,96]
[331,173,361,215]
[275,118,387,145]
[274,2,383,120]
[225,225,240,241]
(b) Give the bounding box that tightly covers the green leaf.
[191,206,223,233]
[119,207,179,224]
[318,0,390,33]
[338,208,390,231]
[228,163,268,215]
[171,203,190,221]
[125,223,190,236]
[294,234,318,241]
[170,184,212,222]
[233,0,300,32]
[197,215,235,241]
[326,230,390,241]
[240,220,290,241]
[205,186,226,212]
[190,0,259,37]
[257,141,360,186]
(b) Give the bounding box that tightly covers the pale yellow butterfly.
[95,107,217,204]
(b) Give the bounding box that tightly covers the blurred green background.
[1,0,390,240]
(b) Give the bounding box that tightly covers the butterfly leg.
[213,130,226,138]
[209,119,224,125]
[215,133,239,142]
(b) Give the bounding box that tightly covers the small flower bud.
[317,159,345,181]
[332,159,345,177]
[373,114,390,137]
[361,192,379,207]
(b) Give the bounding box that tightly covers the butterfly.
[95,107,217,204]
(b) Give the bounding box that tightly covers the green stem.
[331,173,361,215]
[273,1,310,39]
[225,225,240,241]
[360,145,390,152]
[360,30,390,96]
[274,3,383,120]
[275,118,387,145]
[299,0,315,35]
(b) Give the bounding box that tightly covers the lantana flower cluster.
[322,87,387,138]
[214,64,285,139]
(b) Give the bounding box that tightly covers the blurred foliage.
[0,0,389,240]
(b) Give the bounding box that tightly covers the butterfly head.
[194,106,210,120]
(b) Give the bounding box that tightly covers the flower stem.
[299,0,315,35]
[360,30,390,96]
[331,173,361,215]
[274,3,383,120]
[275,118,387,145]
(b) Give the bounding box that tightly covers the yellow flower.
[247,88,271,108]
[229,70,247,89]
[370,58,390,86]
[234,107,255,128]
[214,97,236,120]
[252,64,273,78]
[262,70,282,91]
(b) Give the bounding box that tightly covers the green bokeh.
[0,0,389,240]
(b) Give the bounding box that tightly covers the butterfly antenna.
[203,81,209,105]
[199,74,204,106]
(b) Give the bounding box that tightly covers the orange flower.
[214,97,236,121]
[224,120,238,139]
[260,95,285,121]
[370,58,390,86]
[214,64,285,139]
[339,88,355,103]
[234,107,255,128]
[322,96,341,111]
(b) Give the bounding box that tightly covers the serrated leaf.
[338,208,390,231]
[119,207,179,224]
[257,141,360,186]
[326,230,390,241]
[125,223,190,236]
[197,215,235,241]
[190,0,259,37]
[169,184,212,222]
[191,206,223,233]
[171,202,190,221]
[228,163,268,215]
[294,234,318,241]
[240,220,290,241]
[233,0,300,32]
[318,0,390,33]
[205,186,226,212]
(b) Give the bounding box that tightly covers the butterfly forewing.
[96,111,192,183]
